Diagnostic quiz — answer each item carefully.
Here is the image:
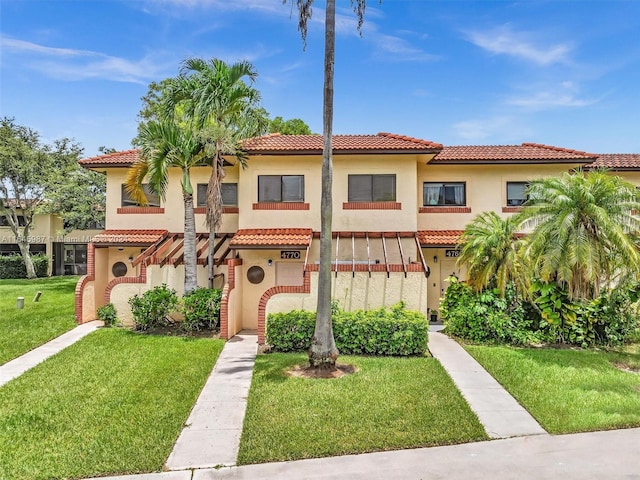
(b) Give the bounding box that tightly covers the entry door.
[440,259,463,296]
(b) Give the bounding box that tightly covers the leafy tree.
[457,211,528,296]
[126,117,205,294]
[0,118,90,277]
[160,58,268,286]
[520,170,640,300]
[287,0,368,369]
[268,116,312,135]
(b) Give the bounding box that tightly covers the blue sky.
[2,0,640,157]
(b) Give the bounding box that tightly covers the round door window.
[247,265,265,284]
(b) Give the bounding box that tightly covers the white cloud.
[452,115,532,142]
[506,82,601,110]
[1,35,171,84]
[467,25,571,66]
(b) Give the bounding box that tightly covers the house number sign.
[445,249,461,258]
[280,250,301,259]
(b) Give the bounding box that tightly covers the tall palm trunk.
[207,152,224,288]
[309,0,339,369]
[183,189,198,293]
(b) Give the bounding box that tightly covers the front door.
[440,259,463,297]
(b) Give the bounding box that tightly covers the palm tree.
[162,58,267,287]
[520,169,640,300]
[457,211,528,296]
[288,0,367,369]
[126,118,204,294]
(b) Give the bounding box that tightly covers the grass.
[237,353,488,465]
[0,276,79,365]
[0,328,224,480]
[465,344,640,434]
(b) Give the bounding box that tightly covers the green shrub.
[440,277,539,345]
[0,254,49,279]
[181,288,222,332]
[266,302,429,356]
[97,303,118,327]
[128,284,178,331]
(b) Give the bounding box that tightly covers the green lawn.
[237,353,488,465]
[465,344,640,434]
[0,276,79,365]
[0,328,224,480]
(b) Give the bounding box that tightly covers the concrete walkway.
[0,320,102,387]
[428,331,547,438]
[85,427,640,480]
[165,333,258,470]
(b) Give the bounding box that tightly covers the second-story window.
[197,183,238,207]
[348,174,396,202]
[506,182,528,206]
[258,175,304,202]
[0,215,26,227]
[423,182,466,206]
[121,184,160,208]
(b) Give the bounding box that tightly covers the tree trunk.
[309,0,339,369]
[183,190,198,294]
[17,239,37,279]
[207,154,224,288]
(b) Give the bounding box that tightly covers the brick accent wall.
[116,207,165,214]
[343,201,401,210]
[502,206,523,213]
[257,270,311,345]
[74,243,95,323]
[103,261,148,304]
[252,202,309,210]
[419,206,471,213]
[220,258,242,340]
[194,207,239,214]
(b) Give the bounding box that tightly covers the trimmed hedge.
[0,254,49,279]
[266,303,429,356]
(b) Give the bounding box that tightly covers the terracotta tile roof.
[230,228,313,248]
[91,229,167,245]
[242,133,443,154]
[431,143,598,164]
[79,149,140,168]
[586,154,640,170]
[417,230,464,246]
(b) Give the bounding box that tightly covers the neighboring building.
[0,207,103,276]
[76,134,627,344]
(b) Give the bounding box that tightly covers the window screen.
[197,183,238,207]
[348,174,396,202]
[121,184,160,207]
[506,182,528,206]
[258,175,304,202]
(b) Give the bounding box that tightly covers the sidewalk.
[86,427,640,480]
[428,331,547,438]
[165,333,258,470]
[0,320,102,387]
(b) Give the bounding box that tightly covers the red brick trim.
[257,271,311,345]
[194,206,239,214]
[419,206,471,213]
[117,207,165,214]
[103,261,148,305]
[252,202,309,210]
[502,206,523,213]
[74,243,95,324]
[304,263,424,273]
[343,202,401,210]
[220,258,243,340]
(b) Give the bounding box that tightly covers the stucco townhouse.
[74,133,639,344]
